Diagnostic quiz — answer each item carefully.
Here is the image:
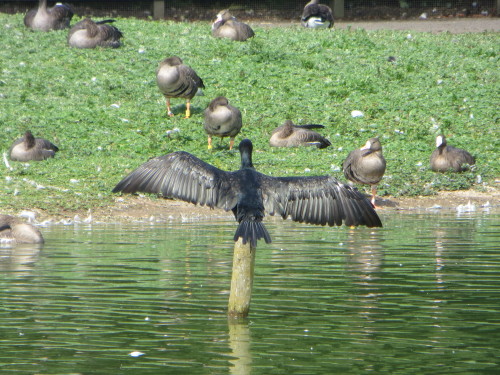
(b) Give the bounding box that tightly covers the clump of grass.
[0,14,498,215]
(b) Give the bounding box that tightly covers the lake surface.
[1,210,499,374]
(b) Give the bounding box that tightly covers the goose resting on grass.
[113,139,382,247]
[430,135,475,172]
[24,0,73,31]
[301,0,334,29]
[156,56,205,119]
[0,215,44,244]
[9,130,59,162]
[270,120,331,149]
[212,9,255,41]
[203,96,242,150]
[68,18,123,48]
[343,138,386,207]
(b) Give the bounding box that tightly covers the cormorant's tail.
[234,221,272,247]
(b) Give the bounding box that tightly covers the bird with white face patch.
[301,0,334,29]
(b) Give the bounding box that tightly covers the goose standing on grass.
[113,139,382,247]
[343,137,386,207]
[212,9,255,41]
[270,120,331,149]
[430,135,475,172]
[301,0,334,28]
[68,18,123,48]
[9,130,59,162]
[24,0,73,31]
[204,96,242,150]
[0,215,44,244]
[156,56,205,119]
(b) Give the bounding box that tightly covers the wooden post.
[228,238,256,318]
[331,0,345,19]
[153,1,165,20]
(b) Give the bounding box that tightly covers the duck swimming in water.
[113,139,382,247]
[0,215,44,244]
[24,0,73,31]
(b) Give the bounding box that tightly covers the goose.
[9,130,59,162]
[204,96,242,150]
[0,215,44,244]
[212,9,255,41]
[156,56,205,119]
[113,139,382,247]
[270,120,331,149]
[343,138,386,207]
[301,0,334,28]
[24,0,73,31]
[68,18,123,49]
[430,135,475,172]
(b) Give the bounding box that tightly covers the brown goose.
[343,137,386,207]
[68,18,123,49]
[430,135,475,172]
[301,0,334,29]
[212,9,255,41]
[0,215,44,244]
[156,56,205,119]
[203,96,242,150]
[9,130,59,162]
[113,139,382,247]
[24,0,73,31]
[270,120,331,149]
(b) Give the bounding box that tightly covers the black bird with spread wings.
[113,139,382,246]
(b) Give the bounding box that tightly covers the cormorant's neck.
[240,150,254,169]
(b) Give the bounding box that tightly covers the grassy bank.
[0,13,498,215]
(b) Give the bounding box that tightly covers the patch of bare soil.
[59,187,499,224]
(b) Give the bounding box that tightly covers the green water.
[1,211,499,374]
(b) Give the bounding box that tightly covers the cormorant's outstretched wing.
[112,151,237,211]
[259,175,382,228]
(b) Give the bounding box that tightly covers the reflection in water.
[0,244,42,275]
[228,319,252,375]
[0,213,498,374]
[345,229,383,325]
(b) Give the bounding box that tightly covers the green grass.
[0,14,498,215]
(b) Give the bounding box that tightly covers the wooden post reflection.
[228,319,252,375]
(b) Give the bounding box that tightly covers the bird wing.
[36,138,59,152]
[295,124,325,129]
[259,175,382,228]
[179,65,205,90]
[112,151,238,211]
[99,24,123,41]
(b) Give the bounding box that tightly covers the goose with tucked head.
[430,135,475,172]
[68,18,123,49]
[113,139,382,247]
[212,9,255,41]
[270,120,331,149]
[343,137,386,207]
[0,215,44,244]
[156,56,205,119]
[301,0,334,28]
[204,96,242,150]
[24,0,73,31]
[9,130,59,162]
